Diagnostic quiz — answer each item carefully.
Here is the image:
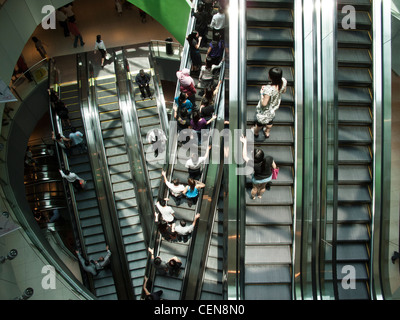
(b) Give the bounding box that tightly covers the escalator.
[58,82,119,299]
[244,0,295,299]
[199,178,225,300]
[125,59,164,202]
[328,0,373,299]
[89,52,149,299]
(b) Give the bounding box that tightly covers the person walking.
[252,67,287,139]
[31,37,48,59]
[59,168,85,192]
[94,35,107,68]
[67,18,85,48]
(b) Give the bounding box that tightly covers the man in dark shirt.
[135,69,152,99]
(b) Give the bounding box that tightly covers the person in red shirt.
[67,17,85,48]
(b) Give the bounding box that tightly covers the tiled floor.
[21,0,178,69]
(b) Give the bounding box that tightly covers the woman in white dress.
[253,67,287,139]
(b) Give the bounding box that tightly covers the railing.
[10,58,49,101]
[149,40,183,60]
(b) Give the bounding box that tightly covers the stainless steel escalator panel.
[247,8,293,26]
[247,47,294,65]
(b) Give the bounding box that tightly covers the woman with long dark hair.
[183,178,205,207]
[186,31,202,72]
[240,135,277,199]
[253,67,287,139]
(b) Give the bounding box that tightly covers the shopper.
[94,35,107,68]
[253,67,287,139]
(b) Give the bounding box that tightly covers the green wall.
[127,0,191,44]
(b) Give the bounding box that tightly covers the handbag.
[272,167,279,180]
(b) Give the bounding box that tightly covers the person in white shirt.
[147,128,167,158]
[94,245,112,271]
[155,199,175,223]
[94,34,107,68]
[161,170,186,206]
[59,168,85,191]
[185,145,211,180]
[173,213,200,242]
[209,7,226,39]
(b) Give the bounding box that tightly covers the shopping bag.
[272,167,279,180]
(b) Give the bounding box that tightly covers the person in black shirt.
[135,69,152,99]
[241,135,277,199]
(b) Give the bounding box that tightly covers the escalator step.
[247,124,294,145]
[337,0,371,11]
[326,224,370,242]
[337,281,369,300]
[337,165,371,183]
[247,47,294,65]
[326,204,370,223]
[338,67,372,86]
[246,225,292,245]
[245,264,291,284]
[338,106,372,124]
[107,154,129,166]
[337,30,371,48]
[338,126,371,144]
[247,27,293,45]
[338,48,371,67]
[338,87,371,105]
[247,0,293,9]
[338,145,371,164]
[337,11,371,30]
[245,245,291,264]
[247,8,293,27]
[245,284,291,300]
[334,185,371,203]
[246,205,292,225]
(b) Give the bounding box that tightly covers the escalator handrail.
[47,59,85,262]
[84,57,136,300]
